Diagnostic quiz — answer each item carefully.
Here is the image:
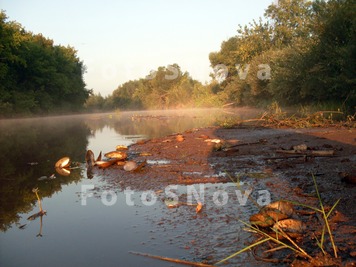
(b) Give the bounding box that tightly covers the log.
[311,150,335,156]
[275,149,335,156]
[263,155,307,161]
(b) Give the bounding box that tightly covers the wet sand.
[91,125,356,265]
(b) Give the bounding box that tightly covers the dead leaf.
[176,134,185,142]
[96,151,102,161]
[196,202,203,213]
[116,145,128,151]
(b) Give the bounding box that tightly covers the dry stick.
[27,189,46,221]
[226,139,266,149]
[129,251,217,267]
[34,190,43,212]
[263,155,308,160]
[275,150,335,156]
[273,226,309,258]
[237,118,266,124]
[264,154,336,161]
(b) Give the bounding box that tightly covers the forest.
[0,11,90,117]
[1,0,355,117]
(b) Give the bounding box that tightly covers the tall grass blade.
[312,174,338,258]
[216,237,271,265]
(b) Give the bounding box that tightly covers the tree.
[107,64,202,110]
[264,0,314,47]
[84,93,105,111]
[0,11,90,116]
[208,0,355,111]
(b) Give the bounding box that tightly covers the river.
[0,108,262,267]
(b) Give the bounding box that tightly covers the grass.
[228,101,355,129]
[216,174,340,265]
[263,102,355,128]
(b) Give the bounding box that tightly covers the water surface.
[0,108,261,267]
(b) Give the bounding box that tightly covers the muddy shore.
[91,125,356,266]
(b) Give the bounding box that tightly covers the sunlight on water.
[0,108,263,267]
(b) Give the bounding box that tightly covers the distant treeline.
[0,11,90,117]
[86,0,355,113]
[1,0,355,117]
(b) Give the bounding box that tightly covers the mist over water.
[0,108,261,267]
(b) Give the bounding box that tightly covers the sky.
[1,0,274,96]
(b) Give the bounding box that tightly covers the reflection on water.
[0,108,260,267]
[0,115,90,231]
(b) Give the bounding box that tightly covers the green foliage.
[84,93,106,111]
[108,64,203,110]
[102,0,354,112]
[0,117,91,231]
[264,0,314,47]
[5,0,353,114]
[0,11,89,117]
[209,0,355,113]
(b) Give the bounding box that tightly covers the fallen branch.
[275,150,335,156]
[129,251,217,267]
[225,139,267,149]
[263,154,336,161]
[237,118,266,124]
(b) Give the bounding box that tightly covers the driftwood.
[275,150,335,156]
[225,139,267,150]
[129,251,217,267]
[264,155,308,161]
[264,153,336,161]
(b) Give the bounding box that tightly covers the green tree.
[109,64,201,110]
[0,11,90,117]
[264,0,313,47]
[84,92,105,111]
[301,0,356,108]
[111,80,143,110]
[208,0,355,111]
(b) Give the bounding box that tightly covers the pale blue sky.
[2,0,274,96]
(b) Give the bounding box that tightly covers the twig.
[225,139,267,149]
[253,245,282,263]
[28,188,47,221]
[215,237,271,265]
[272,226,309,258]
[264,154,336,161]
[32,188,43,212]
[263,155,308,160]
[276,149,334,156]
[129,251,217,267]
[239,220,313,260]
[317,111,344,114]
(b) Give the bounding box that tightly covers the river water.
[0,108,261,267]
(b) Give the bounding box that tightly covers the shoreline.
[90,125,356,265]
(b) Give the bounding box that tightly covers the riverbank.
[91,125,356,266]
